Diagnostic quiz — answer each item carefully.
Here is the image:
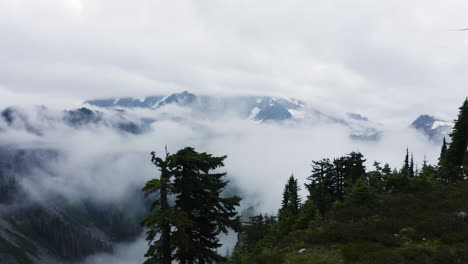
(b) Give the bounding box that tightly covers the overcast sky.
[1,0,467,121]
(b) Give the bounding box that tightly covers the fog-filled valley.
[0,91,452,263]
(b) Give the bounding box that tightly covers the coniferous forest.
[142,98,468,264]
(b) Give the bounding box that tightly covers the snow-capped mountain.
[86,91,299,122]
[86,91,306,122]
[0,91,386,142]
[155,90,197,108]
[85,96,164,108]
[84,91,198,109]
[247,97,293,121]
[85,91,383,140]
[411,115,453,143]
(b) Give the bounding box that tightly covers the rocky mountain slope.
[411,114,453,143]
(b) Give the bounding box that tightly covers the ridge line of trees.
[231,98,467,263]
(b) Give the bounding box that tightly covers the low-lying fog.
[0,104,443,263]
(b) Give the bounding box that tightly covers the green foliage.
[293,199,317,230]
[278,175,301,221]
[419,161,438,181]
[142,150,175,264]
[343,178,376,205]
[306,152,366,214]
[234,179,468,263]
[438,137,448,167]
[402,148,411,177]
[142,147,241,264]
[229,98,468,264]
[439,98,468,183]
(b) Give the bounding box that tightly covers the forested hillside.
[229,99,468,264]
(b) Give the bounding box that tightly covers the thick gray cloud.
[0,0,467,121]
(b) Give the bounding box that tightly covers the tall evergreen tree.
[142,150,187,264]
[439,137,448,166]
[306,159,334,214]
[278,175,301,220]
[332,152,366,200]
[409,153,415,177]
[279,184,290,219]
[294,199,317,230]
[366,161,386,192]
[402,148,410,177]
[306,152,366,213]
[170,147,242,264]
[443,98,468,182]
[332,157,346,200]
[142,147,241,264]
[343,152,367,185]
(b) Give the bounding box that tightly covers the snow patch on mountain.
[432,120,451,130]
[411,115,453,143]
[249,107,261,120]
[289,109,305,119]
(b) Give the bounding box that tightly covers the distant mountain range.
[0,91,453,144]
[86,91,301,122]
[85,90,383,140]
[86,91,454,142]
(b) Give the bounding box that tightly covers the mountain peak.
[155,91,197,108]
[347,113,369,121]
[411,114,452,143]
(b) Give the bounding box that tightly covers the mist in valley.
[0,100,445,263]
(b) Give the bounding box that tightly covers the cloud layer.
[1,106,441,212]
[0,105,442,262]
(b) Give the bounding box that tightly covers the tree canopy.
[142,147,241,264]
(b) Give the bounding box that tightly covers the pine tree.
[333,152,366,199]
[439,137,448,166]
[142,150,187,264]
[142,147,241,264]
[306,159,334,214]
[306,152,366,213]
[435,99,468,183]
[294,199,317,230]
[409,153,415,177]
[366,161,386,192]
[344,152,366,185]
[243,214,270,250]
[402,148,410,177]
[170,147,241,264]
[332,157,346,200]
[278,175,301,220]
[289,177,301,215]
[387,159,410,192]
[444,98,468,182]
